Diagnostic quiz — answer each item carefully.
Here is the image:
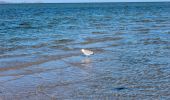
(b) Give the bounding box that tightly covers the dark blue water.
[0,2,170,99]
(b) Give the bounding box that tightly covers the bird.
[81,49,94,56]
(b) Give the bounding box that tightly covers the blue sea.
[0,2,170,99]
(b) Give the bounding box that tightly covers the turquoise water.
[0,2,170,99]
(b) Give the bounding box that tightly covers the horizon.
[0,0,170,3]
[1,1,170,4]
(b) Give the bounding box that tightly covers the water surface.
[0,2,170,99]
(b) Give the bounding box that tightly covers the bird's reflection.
[81,58,93,68]
[81,58,92,64]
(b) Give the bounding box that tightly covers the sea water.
[0,2,170,99]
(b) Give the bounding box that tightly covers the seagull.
[81,49,94,56]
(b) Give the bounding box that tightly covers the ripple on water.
[53,38,75,44]
[141,38,170,45]
[18,22,33,29]
[91,31,108,34]
[81,36,123,44]
[135,19,153,23]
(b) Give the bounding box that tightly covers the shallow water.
[0,2,170,99]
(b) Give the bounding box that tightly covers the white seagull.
[81,49,94,56]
